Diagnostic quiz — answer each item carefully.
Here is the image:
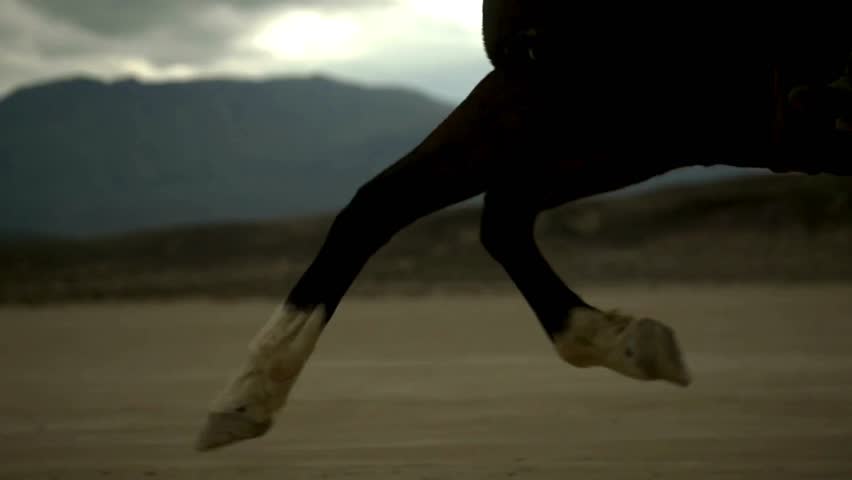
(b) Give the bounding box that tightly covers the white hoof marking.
[200,303,327,450]
[553,308,691,387]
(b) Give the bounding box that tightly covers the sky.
[0,0,492,103]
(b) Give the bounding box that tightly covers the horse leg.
[480,164,691,387]
[196,70,533,451]
[480,192,588,334]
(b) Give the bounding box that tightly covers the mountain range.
[0,74,758,237]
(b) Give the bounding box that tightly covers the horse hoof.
[554,308,691,387]
[195,304,327,452]
[195,412,272,452]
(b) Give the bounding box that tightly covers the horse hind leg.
[481,175,691,388]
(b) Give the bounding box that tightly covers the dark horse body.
[285,3,852,339]
[196,2,852,451]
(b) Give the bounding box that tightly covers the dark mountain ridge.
[0,74,454,235]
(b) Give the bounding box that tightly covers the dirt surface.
[1,285,852,479]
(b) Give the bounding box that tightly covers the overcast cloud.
[0,0,491,102]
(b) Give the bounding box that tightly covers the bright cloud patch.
[115,59,198,81]
[404,0,482,33]
[249,10,364,61]
[1,0,491,102]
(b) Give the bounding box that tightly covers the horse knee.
[480,199,537,260]
[479,212,505,259]
[339,182,380,221]
[330,176,415,253]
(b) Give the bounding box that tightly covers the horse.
[195,2,852,451]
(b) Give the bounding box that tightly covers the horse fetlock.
[248,303,326,358]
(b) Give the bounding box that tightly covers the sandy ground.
[1,284,852,479]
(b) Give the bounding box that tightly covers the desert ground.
[1,284,851,479]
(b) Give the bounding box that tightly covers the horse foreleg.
[196,71,516,451]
